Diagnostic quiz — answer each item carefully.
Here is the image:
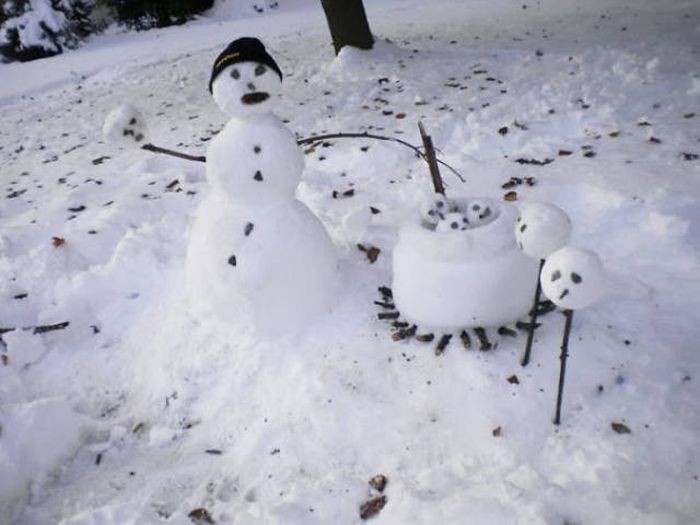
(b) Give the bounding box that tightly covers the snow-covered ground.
[1,0,699,523]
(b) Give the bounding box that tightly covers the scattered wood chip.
[608,131,621,138]
[33,321,69,334]
[435,334,452,355]
[504,191,518,202]
[514,157,553,166]
[1,354,9,366]
[395,113,406,119]
[374,300,395,309]
[648,136,662,144]
[378,286,393,299]
[681,152,698,161]
[205,449,222,455]
[369,474,388,493]
[52,236,66,247]
[332,189,355,199]
[498,326,518,337]
[188,508,215,524]
[611,422,631,434]
[498,126,509,135]
[507,375,520,385]
[378,311,400,321]
[369,206,381,214]
[474,327,492,351]
[360,495,387,520]
[558,149,573,156]
[460,330,472,349]
[415,333,435,343]
[392,325,417,341]
[357,244,380,263]
[492,426,502,437]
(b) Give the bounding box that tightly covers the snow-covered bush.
[109,0,214,30]
[0,0,97,62]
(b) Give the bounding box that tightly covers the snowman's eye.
[472,205,481,211]
[519,223,527,232]
[571,272,582,284]
[255,64,267,76]
[516,216,521,222]
[551,270,562,281]
[230,68,240,79]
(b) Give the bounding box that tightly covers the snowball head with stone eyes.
[541,247,606,310]
[465,199,493,225]
[515,202,572,260]
[103,104,148,146]
[436,212,467,232]
[212,62,282,118]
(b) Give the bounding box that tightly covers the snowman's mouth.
[241,92,270,105]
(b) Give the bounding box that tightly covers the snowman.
[186,37,338,335]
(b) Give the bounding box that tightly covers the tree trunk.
[320,0,374,55]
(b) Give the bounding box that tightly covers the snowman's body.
[186,43,337,335]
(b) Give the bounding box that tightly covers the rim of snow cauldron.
[404,198,518,263]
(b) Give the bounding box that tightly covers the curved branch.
[296,132,465,183]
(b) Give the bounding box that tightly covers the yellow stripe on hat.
[215,52,241,70]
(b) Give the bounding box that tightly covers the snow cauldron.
[392,198,539,330]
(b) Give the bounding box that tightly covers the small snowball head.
[436,212,466,232]
[541,246,605,310]
[420,195,449,226]
[103,104,148,146]
[515,201,571,259]
[465,199,493,225]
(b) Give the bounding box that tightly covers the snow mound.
[0,398,86,513]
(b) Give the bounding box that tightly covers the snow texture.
[0,398,86,508]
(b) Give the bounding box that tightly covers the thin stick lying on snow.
[0,321,70,335]
[141,143,206,163]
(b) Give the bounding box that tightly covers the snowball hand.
[540,247,605,309]
[515,202,571,260]
[103,104,148,146]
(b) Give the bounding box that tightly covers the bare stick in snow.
[553,309,574,425]
[417,121,446,194]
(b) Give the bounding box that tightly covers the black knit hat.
[209,37,282,93]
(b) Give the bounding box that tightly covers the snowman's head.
[209,37,283,118]
[465,199,494,226]
[515,202,571,260]
[540,247,605,310]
